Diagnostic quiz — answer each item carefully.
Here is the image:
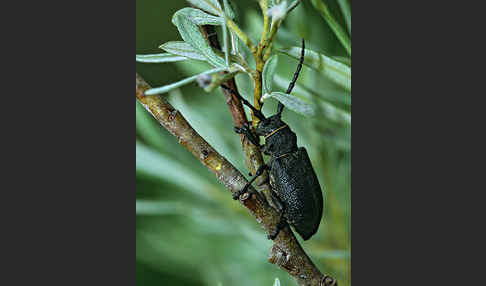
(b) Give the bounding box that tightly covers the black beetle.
[222,39,323,241]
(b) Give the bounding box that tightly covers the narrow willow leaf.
[274,74,351,107]
[136,53,188,63]
[144,67,227,96]
[313,249,351,259]
[186,0,223,16]
[319,100,351,126]
[310,0,351,55]
[286,0,301,14]
[136,201,185,215]
[336,0,351,34]
[273,278,281,286]
[279,47,351,91]
[136,141,213,199]
[267,92,316,116]
[136,101,168,153]
[173,14,226,67]
[222,23,230,66]
[332,56,351,67]
[262,54,278,94]
[273,75,351,125]
[230,30,238,55]
[159,41,207,61]
[223,0,236,19]
[173,8,223,26]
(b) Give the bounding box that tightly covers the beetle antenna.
[221,85,266,121]
[277,38,305,117]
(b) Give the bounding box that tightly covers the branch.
[201,25,271,193]
[136,73,337,286]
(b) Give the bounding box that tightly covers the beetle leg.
[221,85,266,121]
[268,193,287,240]
[234,124,261,147]
[232,164,269,200]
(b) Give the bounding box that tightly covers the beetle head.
[255,114,285,136]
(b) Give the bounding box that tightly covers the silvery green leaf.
[173,14,226,67]
[136,53,188,63]
[332,56,351,67]
[279,47,351,91]
[319,100,351,126]
[267,92,316,116]
[222,23,230,66]
[173,8,223,26]
[223,0,236,19]
[273,74,351,107]
[273,278,281,286]
[145,67,228,96]
[135,53,187,63]
[230,31,238,54]
[262,54,278,94]
[186,0,223,16]
[273,75,350,125]
[159,41,207,61]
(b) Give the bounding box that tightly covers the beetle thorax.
[257,115,298,157]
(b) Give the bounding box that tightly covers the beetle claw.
[233,185,252,200]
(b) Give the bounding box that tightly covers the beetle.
[222,39,323,241]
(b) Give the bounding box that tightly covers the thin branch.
[201,25,271,191]
[136,73,337,286]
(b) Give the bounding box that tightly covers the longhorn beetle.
[222,39,323,241]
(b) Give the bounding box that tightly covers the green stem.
[226,18,256,52]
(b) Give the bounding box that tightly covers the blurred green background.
[136,1,350,285]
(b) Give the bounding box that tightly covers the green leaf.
[186,0,223,16]
[273,75,350,125]
[223,0,236,19]
[332,56,351,67]
[136,141,214,199]
[222,24,230,66]
[336,0,351,34]
[286,0,301,14]
[274,74,350,107]
[279,47,351,91]
[173,8,223,26]
[136,200,185,215]
[145,67,228,96]
[266,92,316,116]
[159,41,207,61]
[310,0,351,55]
[136,101,168,153]
[172,14,226,67]
[313,249,351,259]
[318,100,351,126]
[136,53,188,63]
[262,54,278,94]
[273,278,281,286]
